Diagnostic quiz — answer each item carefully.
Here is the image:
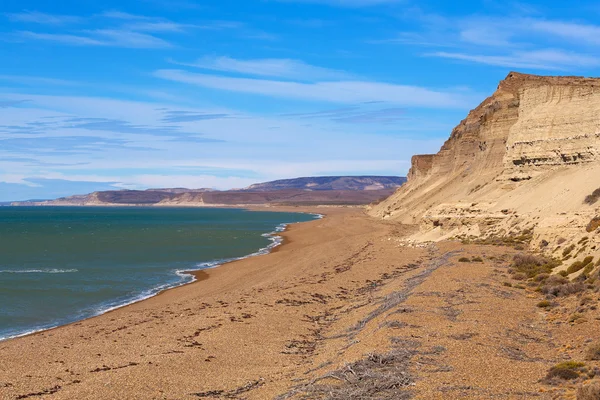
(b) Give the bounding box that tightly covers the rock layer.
[369,72,600,264]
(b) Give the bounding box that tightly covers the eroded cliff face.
[370,72,600,267]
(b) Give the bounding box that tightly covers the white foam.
[0,269,78,274]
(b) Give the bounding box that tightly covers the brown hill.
[20,176,405,207]
[369,72,600,276]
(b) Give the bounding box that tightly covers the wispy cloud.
[0,75,78,86]
[172,56,351,80]
[161,111,232,123]
[18,29,172,48]
[282,106,405,123]
[100,11,153,20]
[529,20,600,46]
[154,69,476,108]
[385,12,600,70]
[275,0,404,7]
[6,11,82,25]
[431,49,600,70]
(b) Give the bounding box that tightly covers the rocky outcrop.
[369,72,600,265]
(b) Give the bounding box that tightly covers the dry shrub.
[541,278,585,297]
[587,217,600,233]
[563,244,576,257]
[544,361,586,383]
[567,257,595,275]
[287,348,416,400]
[586,342,600,361]
[577,382,600,400]
[511,254,560,278]
[537,300,552,308]
[585,188,600,205]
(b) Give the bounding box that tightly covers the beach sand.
[0,208,592,399]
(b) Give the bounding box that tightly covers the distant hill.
[13,176,406,207]
[244,176,406,191]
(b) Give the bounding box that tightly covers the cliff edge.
[369,72,600,273]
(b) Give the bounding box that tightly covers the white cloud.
[431,49,600,70]
[172,56,351,80]
[276,0,403,7]
[154,69,476,108]
[386,12,600,70]
[18,29,171,48]
[100,11,152,20]
[6,11,82,24]
[529,20,600,46]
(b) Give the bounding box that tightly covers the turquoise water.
[0,207,316,340]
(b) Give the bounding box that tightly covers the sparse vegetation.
[458,257,471,263]
[585,342,600,361]
[511,254,561,279]
[577,383,600,400]
[584,188,600,205]
[545,361,586,382]
[284,348,416,399]
[537,300,552,308]
[540,275,585,297]
[567,256,595,275]
[563,244,576,257]
[587,217,600,233]
[471,257,483,263]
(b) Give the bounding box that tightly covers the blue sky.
[1,0,600,200]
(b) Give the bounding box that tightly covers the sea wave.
[0,269,78,274]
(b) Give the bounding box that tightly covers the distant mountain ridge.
[11,176,406,207]
[244,176,406,191]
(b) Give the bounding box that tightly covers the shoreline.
[0,207,322,343]
[1,208,592,399]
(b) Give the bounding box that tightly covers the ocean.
[0,207,317,341]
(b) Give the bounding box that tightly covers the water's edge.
[0,211,323,342]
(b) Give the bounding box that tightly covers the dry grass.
[577,382,600,400]
[279,348,416,400]
[585,342,600,361]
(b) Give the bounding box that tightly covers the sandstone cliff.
[369,72,600,274]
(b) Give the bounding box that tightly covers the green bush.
[567,257,594,274]
[511,254,561,278]
[563,244,576,257]
[537,300,552,308]
[458,257,471,263]
[545,361,586,381]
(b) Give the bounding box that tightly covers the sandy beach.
[0,207,596,399]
